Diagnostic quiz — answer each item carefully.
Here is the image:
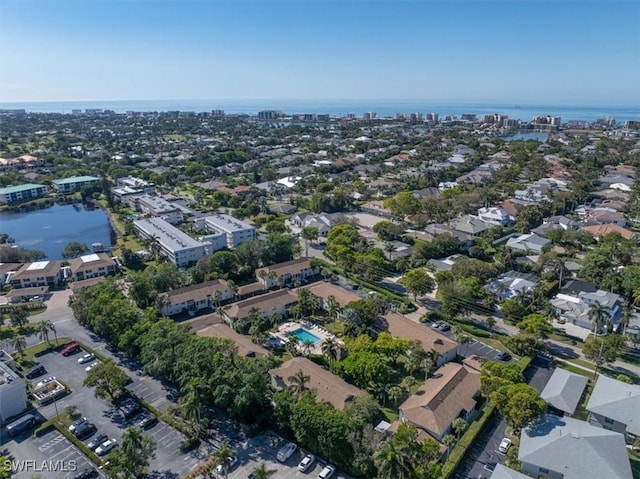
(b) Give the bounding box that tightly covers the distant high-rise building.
[363,112,377,119]
[626,120,640,129]
[258,110,280,120]
[461,114,477,122]
[481,114,494,124]
[346,112,356,119]
[211,110,225,117]
[550,116,562,126]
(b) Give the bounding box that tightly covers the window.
[604,417,615,425]
[539,468,549,474]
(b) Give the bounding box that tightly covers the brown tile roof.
[237,282,265,297]
[225,289,298,321]
[6,286,48,298]
[399,362,480,438]
[381,312,457,357]
[69,277,106,293]
[263,258,313,276]
[303,282,361,308]
[0,263,20,276]
[161,279,230,305]
[68,253,116,274]
[12,261,62,280]
[580,224,636,240]
[196,323,268,357]
[269,357,364,409]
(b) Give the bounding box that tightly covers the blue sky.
[1,0,639,105]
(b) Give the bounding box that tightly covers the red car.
[61,342,81,356]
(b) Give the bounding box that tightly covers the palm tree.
[421,356,435,380]
[620,302,633,335]
[119,426,156,478]
[251,462,276,479]
[321,337,339,369]
[36,320,51,345]
[373,439,414,479]
[458,334,472,356]
[11,335,27,357]
[327,295,339,321]
[180,378,206,438]
[257,269,269,290]
[213,441,236,479]
[213,290,222,310]
[388,386,404,407]
[302,339,314,356]
[588,301,610,337]
[285,336,300,356]
[400,376,418,394]
[267,270,278,289]
[287,369,310,397]
[384,242,396,261]
[443,434,457,459]
[148,234,161,262]
[452,418,468,440]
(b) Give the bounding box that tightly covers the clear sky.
[1,0,639,105]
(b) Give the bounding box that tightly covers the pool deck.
[275,321,341,355]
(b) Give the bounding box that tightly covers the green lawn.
[630,454,640,479]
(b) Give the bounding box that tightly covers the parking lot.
[222,432,348,479]
[6,345,210,479]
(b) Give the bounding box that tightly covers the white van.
[277,442,297,462]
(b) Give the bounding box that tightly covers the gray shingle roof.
[587,375,640,436]
[519,415,632,479]
[490,464,530,479]
[540,368,588,415]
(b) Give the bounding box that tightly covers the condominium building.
[52,176,100,193]
[11,261,63,289]
[134,217,208,267]
[129,194,183,224]
[116,176,155,194]
[0,358,28,423]
[0,183,48,204]
[201,214,255,248]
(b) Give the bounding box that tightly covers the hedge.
[33,419,55,437]
[51,421,103,466]
[441,402,497,478]
[131,393,193,439]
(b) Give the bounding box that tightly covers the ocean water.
[1,99,639,123]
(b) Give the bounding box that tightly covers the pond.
[503,131,550,142]
[0,203,114,260]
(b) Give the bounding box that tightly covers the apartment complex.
[0,358,28,423]
[11,261,63,289]
[201,214,255,248]
[52,175,100,193]
[129,194,183,224]
[68,253,117,282]
[0,183,48,204]
[134,217,209,267]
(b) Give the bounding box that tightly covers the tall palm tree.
[118,426,156,478]
[452,418,468,440]
[321,337,339,370]
[373,439,414,479]
[213,290,222,310]
[37,320,51,345]
[443,434,457,460]
[180,378,206,438]
[257,269,269,290]
[388,386,404,407]
[327,295,339,321]
[251,462,276,479]
[285,336,300,356]
[302,339,314,356]
[11,335,27,357]
[588,301,610,337]
[212,441,236,479]
[287,369,310,397]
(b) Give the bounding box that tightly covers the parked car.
[95,438,117,456]
[137,414,159,430]
[35,376,56,388]
[318,465,336,479]
[69,417,88,433]
[25,364,46,379]
[430,321,443,329]
[61,342,81,356]
[85,362,100,372]
[498,437,512,454]
[78,353,95,364]
[74,468,99,479]
[74,422,97,440]
[496,351,511,361]
[215,456,238,474]
[87,433,108,451]
[437,322,451,332]
[121,399,142,421]
[277,442,297,462]
[298,454,316,472]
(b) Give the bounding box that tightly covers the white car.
[95,438,117,456]
[215,456,237,474]
[298,454,315,472]
[78,353,95,364]
[85,361,100,372]
[277,442,297,462]
[498,437,512,454]
[35,376,56,388]
[318,465,335,479]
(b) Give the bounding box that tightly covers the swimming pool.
[287,328,321,344]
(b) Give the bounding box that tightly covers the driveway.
[454,357,554,479]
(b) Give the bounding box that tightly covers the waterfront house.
[52,176,100,193]
[0,183,48,204]
[11,261,63,289]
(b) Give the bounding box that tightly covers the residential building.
[68,253,117,282]
[449,215,491,236]
[476,207,514,226]
[485,271,539,302]
[580,223,636,241]
[11,261,62,289]
[518,415,632,479]
[531,215,577,237]
[269,357,364,410]
[158,279,232,316]
[303,282,361,314]
[381,312,457,366]
[551,284,623,332]
[506,233,550,253]
[291,212,335,237]
[0,183,48,204]
[398,362,481,442]
[587,375,640,441]
[514,188,550,203]
[116,176,156,194]
[134,217,209,267]
[0,263,20,287]
[0,358,28,423]
[52,175,100,193]
[201,214,256,248]
[223,289,298,325]
[540,368,588,416]
[129,194,184,224]
[257,258,319,289]
[197,323,268,357]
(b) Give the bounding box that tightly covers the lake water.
[504,132,550,142]
[0,203,113,260]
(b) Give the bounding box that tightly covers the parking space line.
[38,434,66,452]
[49,444,75,460]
